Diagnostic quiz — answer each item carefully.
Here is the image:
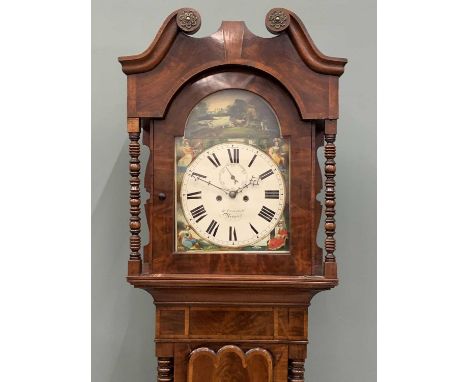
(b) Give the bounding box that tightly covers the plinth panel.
[188,345,273,382]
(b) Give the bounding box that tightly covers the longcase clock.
[118,8,347,382]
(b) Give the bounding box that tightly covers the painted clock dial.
[180,143,286,247]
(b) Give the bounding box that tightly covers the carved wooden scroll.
[128,118,142,276]
[265,8,291,34]
[188,345,273,382]
[176,8,201,34]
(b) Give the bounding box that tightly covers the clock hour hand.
[236,176,260,193]
[190,173,229,194]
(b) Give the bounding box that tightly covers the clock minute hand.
[191,174,229,194]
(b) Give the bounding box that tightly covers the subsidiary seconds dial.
[180,143,286,248]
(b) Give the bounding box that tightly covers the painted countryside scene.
[184,89,280,139]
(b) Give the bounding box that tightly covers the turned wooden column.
[324,119,337,279]
[157,357,173,382]
[127,117,142,276]
[288,359,305,382]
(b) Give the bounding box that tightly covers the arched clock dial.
[180,143,286,248]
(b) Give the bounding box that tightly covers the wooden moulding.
[129,274,337,290]
[119,8,346,76]
[145,283,325,308]
[118,8,347,120]
[118,10,180,75]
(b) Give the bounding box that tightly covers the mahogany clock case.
[118,7,347,381]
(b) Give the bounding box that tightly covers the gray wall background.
[92,0,376,381]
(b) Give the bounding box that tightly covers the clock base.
[128,275,337,381]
